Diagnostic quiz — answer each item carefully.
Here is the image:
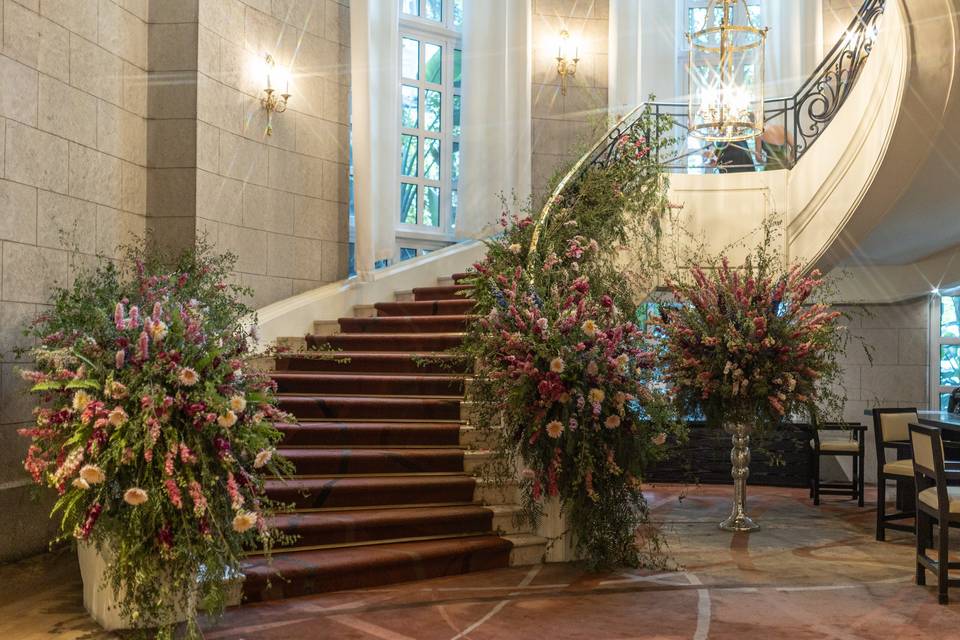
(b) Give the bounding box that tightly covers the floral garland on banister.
[17,244,293,639]
[461,104,684,569]
[652,222,849,430]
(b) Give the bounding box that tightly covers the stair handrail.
[528,0,886,261]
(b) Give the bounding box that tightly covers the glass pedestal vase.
[719,422,760,532]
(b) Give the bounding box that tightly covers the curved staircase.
[241,275,545,602]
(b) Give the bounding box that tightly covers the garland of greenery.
[460,104,684,569]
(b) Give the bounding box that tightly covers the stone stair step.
[307,332,465,352]
[276,352,470,375]
[267,505,495,549]
[474,478,521,505]
[412,285,473,301]
[278,448,465,475]
[241,535,512,602]
[264,475,477,510]
[374,299,475,317]
[275,422,463,447]
[464,449,494,474]
[337,315,473,334]
[505,534,548,566]
[272,372,464,397]
[277,395,462,421]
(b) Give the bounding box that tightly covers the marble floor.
[4,484,960,639]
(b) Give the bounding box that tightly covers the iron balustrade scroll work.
[586,0,884,177]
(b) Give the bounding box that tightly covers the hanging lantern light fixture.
[688,0,767,143]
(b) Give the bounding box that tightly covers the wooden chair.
[872,408,918,541]
[810,422,866,506]
[909,423,960,604]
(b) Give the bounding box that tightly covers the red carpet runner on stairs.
[241,274,514,602]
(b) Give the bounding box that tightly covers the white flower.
[253,449,273,469]
[232,511,257,533]
[615,354,630,371]
[105,380,128,399]
[550,357,565,374]
[508,243,522,254]
[581,319,598,337]
[586,361,599,377]
[546,420,564,438]
[72,391,93,412]
[178,367,199,386]
[150,321,168,341]
[79,464,106,485]
[652,433,667,446]
[218,410,238,428]
[229,395,247,413]
[108,406,128,427]
[72,478,90,490]
[123,488,149,505]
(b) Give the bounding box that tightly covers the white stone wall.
[825,298,930,483]
[0,0,150,561]
[194,0,351,309]
[531,0,609,204]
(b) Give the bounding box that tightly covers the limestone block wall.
[0,0,352,562]
[828,298,931,483]
[0,0,150,561]
[530,0,609,204]
[192,0,352,309]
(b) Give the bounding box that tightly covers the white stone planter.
[77,542,242,631]
[539,497,582,563]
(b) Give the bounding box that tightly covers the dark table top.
[862,410,960,431]
[917,411,960,431]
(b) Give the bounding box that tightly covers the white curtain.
[457,0,532,240]
[350,0,400,277]
[761,0,824,98]
[609,0,643,122]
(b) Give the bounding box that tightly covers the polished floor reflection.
[5,484,960,639]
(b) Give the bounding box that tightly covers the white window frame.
[398,0,461,251]
[931,291,960,411]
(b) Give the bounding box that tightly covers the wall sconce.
[260,54,291,136]
[556,30,580,96]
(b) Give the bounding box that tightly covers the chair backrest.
[874,408,918,443]
[910,424,949,504]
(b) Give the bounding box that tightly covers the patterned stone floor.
[4,484,960,639]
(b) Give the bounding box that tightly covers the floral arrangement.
[653,223,847,429]
[17,244,292,639]
[463,105,682,569]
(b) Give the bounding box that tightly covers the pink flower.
[115,349,125,369]
[651,433,667,446]
[114,303,125,330]
[605,415,621,429]
[165,479,183,509]
[137,331,149,360]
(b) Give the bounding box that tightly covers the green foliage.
[17,241,293,639]
[460,103,683,570]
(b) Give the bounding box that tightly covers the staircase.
[241,274,546,602]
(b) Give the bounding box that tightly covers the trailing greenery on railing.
[460,105,684,569]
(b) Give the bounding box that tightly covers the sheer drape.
[609,0,643,122]
[762,0,824,98]
[457,0,532,239]
[350,0,400,277]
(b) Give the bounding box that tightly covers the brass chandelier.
[688,0,767,142]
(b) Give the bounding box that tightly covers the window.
[676,0,761,173]
[399,0,462,246]
[933,294,960,410]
